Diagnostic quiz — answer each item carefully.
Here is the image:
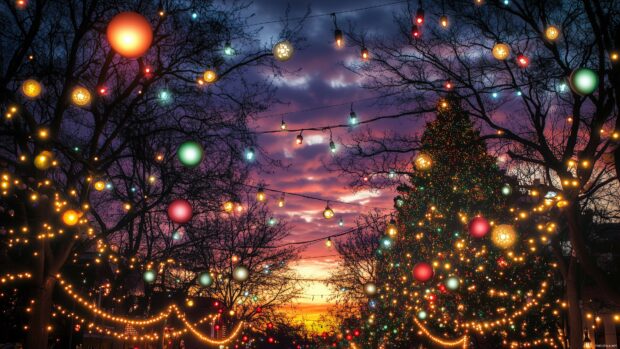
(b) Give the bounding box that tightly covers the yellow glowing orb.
[323,205,334,219]
[414,153,432,170]
[491,224,518,249]
[223,200,234,213]
[21,79,42,98]
[94,181,106,191]
[273,40,294,62]
[203,70,218,83]
[545,26,560,41]
[34,151,54,170]
[71,86,91,106]
[492,43,510,60]
[62,209,81,226]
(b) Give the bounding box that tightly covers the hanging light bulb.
[583,329,592,349]
[439,15,449,28]
[323,204,334,219]
[245,147,256,161]
[386,218,398,237]
[361,47,369,61]
[296,133,303,145]
[256,187,267,202]
[325,237,333,248]
[329,140,336,153]
[335,29,344,48]
[444,80,453,90]
[224,41,235,56]
[338,217,344,227]
[280,120,287,130]
[411,25,421,39]
[277,194,285,208]
[349,109,358,125]
[415,7,425,25]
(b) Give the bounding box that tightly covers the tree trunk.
[565,201,620,305]
[26,276,56,349]
[566,257,583,349]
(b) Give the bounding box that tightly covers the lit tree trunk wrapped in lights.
[368,97,559,348]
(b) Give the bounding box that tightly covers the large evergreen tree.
[366,97,559,348]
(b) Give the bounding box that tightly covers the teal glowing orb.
[501,184,512,196]
[198,272,213,287]
[177,141,204,167]
[570,68,599,95]
[417,310,427,319]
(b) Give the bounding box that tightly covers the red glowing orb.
[107,12,153,58]
[468,216,490,238]
[167,199,193,224]
[413,262,434,282]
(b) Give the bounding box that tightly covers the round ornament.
[417,310,428,320]
[177,141,204,167]
[468,216,490,238]
[34,151,54,170]
[107,12,153,58]
[492,43,510,60]
[203,70,217,83]
[167,199,193,224]
[233,266,249,282]
[21,79,42,98]
[412,262,434,282]
[491,224,518,249]
[272,40,294,62]
[94,181,106,191]
[545,25,560,41]
[414,153,432,170]
[364,282,377,296]
[198,273,213,286]
[445,277,460,290]
[143,270,156,283]
[62,209,80,226]
[71,86,91,106]
[501,184,512,196]
[570,68,599,95]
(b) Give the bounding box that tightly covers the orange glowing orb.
[107,12,153,59]
[21,79,42,98]
[62,209,81,226]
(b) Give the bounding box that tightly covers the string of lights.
[244,0,409,27]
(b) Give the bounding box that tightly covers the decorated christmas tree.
[366,97,559,348]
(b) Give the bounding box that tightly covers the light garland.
[413,317,468,348]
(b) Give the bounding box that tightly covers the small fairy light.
[386,218,398,237]
[335,29,344,48]
[516,54,529,68]
[280,120,287,130]
[296,133,303,145]
[439,15,449,28]
[245,147,256,161]
[223,200,234,213]
[277,194,285,208]
[325,237,333,248]
[338,217,344,227]
[329,140,336,153]
[223,41,235,56]
[611,52,619,62]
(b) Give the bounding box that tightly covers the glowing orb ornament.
[34,151,54,170]
[203,69,217,83]
[570,68,599,95]
[417,310,428,320]
[545,25,560,41]
[94,181,106,191]
[233,266,249,282]
[468,216,490,238]
[491,224,518,249]
[21,79,42,98]
[71,86,91,106]
[106,12,153,58]
[143,270,156,283]
[272,40,294,62]
[167,199,193,224]
[62,209,80,226]
[364,282,377,296]
[412,262,434,282]
[198,273,213,287]
[501,184,512,196]
[414,153,432,170]
[445,277,460,290]
[177,141,203,167]
[492,43,510,60]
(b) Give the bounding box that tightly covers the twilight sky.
[243,0,425,331]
